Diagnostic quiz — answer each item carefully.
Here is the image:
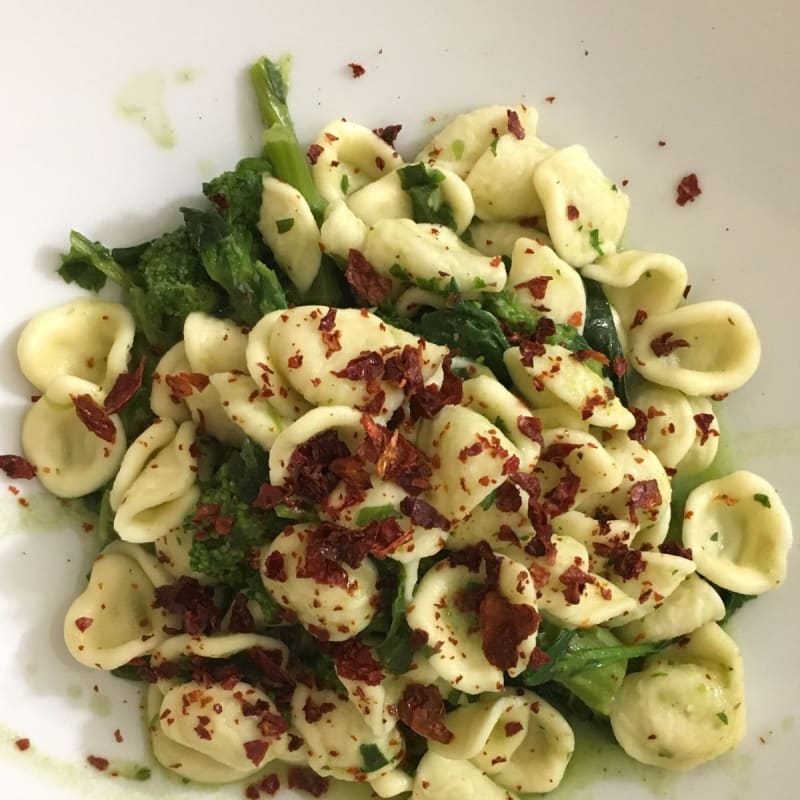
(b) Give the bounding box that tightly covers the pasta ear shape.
[682,471,792,594]
[468,219,551,258]
[111,420,200,544]
[260,523,380,641]
[466,132,554,221]
[291,686,404,782]
[416,405,523,523]
[412,751,516,800]
[183,312,248,375]
[628,301,760,395]
[17,298,134,393]
[508,238,586,332]
[245,310,313,421]
[505,343,634,430]
[415,104,538,178]
[616,574,725,644]
[610,622,745,770]
[64,541,178,669]
[150,342,192,423]
[582,250,688,328]
[311,119,403,203]
[533,145,630,267]
[258,176,322,292]
[363,219,508,296]
[319,199,368,259]
[21,375,126,498]
[429,689,574,794]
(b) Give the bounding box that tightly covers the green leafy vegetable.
[360,744,390,772]
[249,56,327,223]
[58,231,135,291]
[582,277,630,405]
[187,439,283,621]
[397,163,457,229]
[355,505,401,525]
[202,156,273,228]
[362,561,414,673]
[181,206,286,325]
[589,228,603,257]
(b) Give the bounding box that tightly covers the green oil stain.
[173,68,198,84]
[114,71,177,149]
[196,157,215,177]
[66,685,83,702]
[0,492,95,538]
[89,693,113,719]
[530,720,676,800]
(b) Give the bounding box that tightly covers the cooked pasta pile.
[2,60,792,799]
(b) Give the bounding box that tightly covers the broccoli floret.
[203,157,273,228]
[187,441,284,621]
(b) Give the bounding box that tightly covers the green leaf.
[582,278,630,405]
[340,174,350,195]
[275,217,294,233]
[58,231,134,291]
[589,228,604,257]
[397,164,457,229]
[451,139,466,160]
[360,743,390,773]
[717,711,729,725]
[479,487,500,511]
[355,505,401,525]
[753,493,771,508]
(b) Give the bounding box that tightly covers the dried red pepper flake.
[542,468,581,517]
[259,774,281,795]
[372,124,402,146]
[650,331,690,357]
[593,541,647,580]
[103,356,146,415]
[287,353,304,369]
[226,593,256,634]
[0,454,36,480]
[153,576,220,636]
[329,455,372,491]
[658,540,693,560]
[344,249,393,305]
[74,616,94,632]
[287,429,351,504]
[398,683,453,744]
[375,155,385,170]
[165,372,210,399]
[400,496,450,531]
[545,96,556,104]
[264,551,287,583]
[528,647,551,669]
[627,479,663,525]
[479,589,540,670]
[519,337,546,367]
[243,740,270,766]
[288,766,330,797]
[331,350,383,383]
[514,275,552,300]
[627,407,649,444]
[573,348,610,366]
[566,204,580,221]
[505,721,524,737]
[408,355,463,421]
[382,344,425,395]
[676,173,702,206]
[495,481,523,513]
[253,483,286,510]
[516,415,544,446]
[506,108,526,140]
[611,355,628,377]
[559,564,597,605]
[307,143,324,165]
[630,309,648,329]
[15,738,31,751]
[73,393,117,443]
[331,638,385,685]
[693,413,719,445]
[87,755,110,771]
[347,62,366,78]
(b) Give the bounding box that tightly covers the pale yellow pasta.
[415,104,538,178]
[311,119,402,202]
[258,176,322,291]
[582,250,688,328]
[533,145,630,267]
[363,219,507,296]
[468,219,550,258]
[507,238,586,331]
[64,541,179,670]
[21,374,126,498]
[17,298,134,393]
[682,471,792,594]
[466,132,554,221]
[319,198,368,259]
[610,622,745,770]
[260,523,379,640]
[628,300,761,395]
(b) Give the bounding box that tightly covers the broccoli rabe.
[187,440,284,620]
[202,156,273,228]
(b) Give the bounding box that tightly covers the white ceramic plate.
[1,1,798,798]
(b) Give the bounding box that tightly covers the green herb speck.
[276,217,294,234]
